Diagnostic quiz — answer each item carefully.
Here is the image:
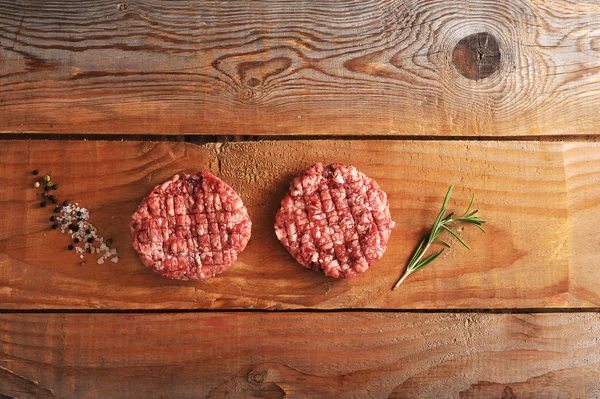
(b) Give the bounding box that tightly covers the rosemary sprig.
[392,185,486,290]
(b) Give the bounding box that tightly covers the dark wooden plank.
[1,1,599,136]
[1,140,599,309]
[0,312,599,398]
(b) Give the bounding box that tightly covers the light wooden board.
[1,0,599,136]
[1,140,599,309]
[0,312,599,398]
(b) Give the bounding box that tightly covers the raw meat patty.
[274,163,395,278]
[130,171,251,280]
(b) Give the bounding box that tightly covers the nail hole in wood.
[452,32,501,80]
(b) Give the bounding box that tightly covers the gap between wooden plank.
[0,134,600,142]
[0,308,598,314]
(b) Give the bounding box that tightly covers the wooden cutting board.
[2,139,599,310]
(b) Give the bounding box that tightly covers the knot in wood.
[246,78,261,88]
[118,3,129,11]
[247,370,266,384]
[238,87,254,102]
[452,32,500,80]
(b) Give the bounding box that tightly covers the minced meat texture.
[130,171,251,280]
[274,163,395,278]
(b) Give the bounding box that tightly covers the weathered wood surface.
[0,312,599,398]
[1,139,599,310]
[1,0,599,136]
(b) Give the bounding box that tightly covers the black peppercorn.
[63,201,69,206]
[51,198,58,204]
[32,170,39,175]
[40,201,47,208]
[54,207,61,213]
[52,184,58,190]
[44,185,51,191]
[76,211,82,217]
[85,229,91,235]
[48,195,55,201]
[67,245,74,250]
[74,238,80,243]
[50,216,56,222]
[87,238,93,243]
[51,224,58,230]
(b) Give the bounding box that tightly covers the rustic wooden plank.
[1,1,599,136]
[565,143,600,307]
[0,312,599,398]
[0,139,599,309]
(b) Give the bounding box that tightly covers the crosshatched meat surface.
[130,172,251,280]
[275,163,396,278]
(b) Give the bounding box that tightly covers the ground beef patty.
[274,163,395,278]
[130,171,251,280]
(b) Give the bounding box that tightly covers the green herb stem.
[392,185,486,291]
[393,239,435,290]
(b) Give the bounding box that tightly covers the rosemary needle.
[392,185,486,290]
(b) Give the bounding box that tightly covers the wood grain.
[1,139,599,310]
[1,0,599,136]
[0,312,599,398]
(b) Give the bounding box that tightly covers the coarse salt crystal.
[50,196,117,265]
[110,256,119,263]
